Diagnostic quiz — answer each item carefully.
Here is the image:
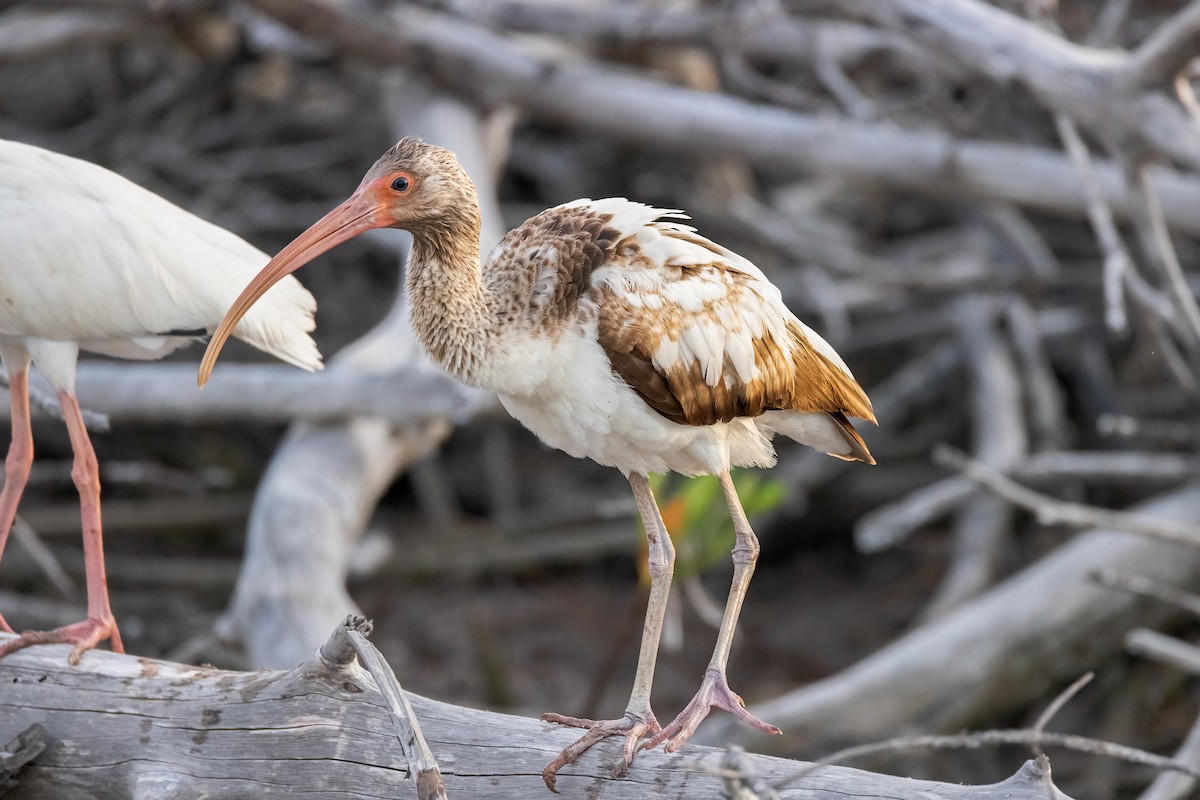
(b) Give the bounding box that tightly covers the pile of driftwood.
[2,0,1200,797]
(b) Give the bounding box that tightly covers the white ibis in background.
[0,139,321,664]
[199,138,874,788]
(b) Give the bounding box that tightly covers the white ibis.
[0,139,321,664]
[199,138,874,787]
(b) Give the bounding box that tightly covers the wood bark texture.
[0,638,1073,800]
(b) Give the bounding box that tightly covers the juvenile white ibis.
[0,139,321,664]
[199,138,874,787]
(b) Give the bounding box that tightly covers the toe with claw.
[541,709,661,791]
[643,668,780,754]
[0,615,123,666]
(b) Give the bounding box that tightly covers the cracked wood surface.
[0,640,1070,799]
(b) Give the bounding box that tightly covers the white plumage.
[0,139,321,664]
[0,140,320,378]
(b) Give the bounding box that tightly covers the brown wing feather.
[789,328,877,424]
[600,286,874,430]
[827,411,875,464]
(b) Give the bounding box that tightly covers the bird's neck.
[405,209,494,387]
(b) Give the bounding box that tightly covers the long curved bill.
[198,190,382,387]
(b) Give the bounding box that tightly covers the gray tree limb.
[0,632,1072,800]
[842,0,1200,167]
[418,0,944,76]
[14,361,487,426]
[243,0,1200,236]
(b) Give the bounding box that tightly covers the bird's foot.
[540,708,661,791]
[0,614,123,665]
[642,667,781,753]
[0,612,13,634]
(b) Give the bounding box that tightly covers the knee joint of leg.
[732,535,760,567]
[646,534,676,578]
[71,457,99,490]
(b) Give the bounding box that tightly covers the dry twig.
[781,728,1198,789]
[1125,628,1200,676]
[1090,569,1200,617]
[319,616,447,800]
[934,446,1200,548]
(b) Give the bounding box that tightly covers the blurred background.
[2,0,1200,797]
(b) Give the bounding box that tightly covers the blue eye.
[391,175,411,192]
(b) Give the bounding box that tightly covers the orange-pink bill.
[197,190,382,387]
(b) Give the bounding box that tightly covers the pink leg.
[0,365,34,634]
[0,391,122,664]
[642,471,780,753]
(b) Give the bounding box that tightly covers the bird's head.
[197,137,473,387]
[361,137,475,231]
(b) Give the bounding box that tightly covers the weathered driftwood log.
[703,484,1200,753]
[0,630,1073,800]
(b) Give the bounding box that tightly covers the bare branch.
[1091,568,1200,617]
[43,362,488,427]
[1017,451,1200,483]
[1126,628,1200,676]
[1139,702,1200,800]
[924,300,1025,616]
[10,518,75,599]
[1033,673,1095,744]
[1135,166,1200,346]
[934,446,1200,548]
[855,476,976,553]
[783,729,1200,787]
[320,616,447,800]
[1053,113,1131,333]
[843,0,1200,169]
[417,0,941,77]
[1126,1,1200,88]
[242,0,1200,236]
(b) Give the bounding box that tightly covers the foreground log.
[0,628,1071,800]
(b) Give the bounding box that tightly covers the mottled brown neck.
[405,204,493,386]
[408,201,482,269]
